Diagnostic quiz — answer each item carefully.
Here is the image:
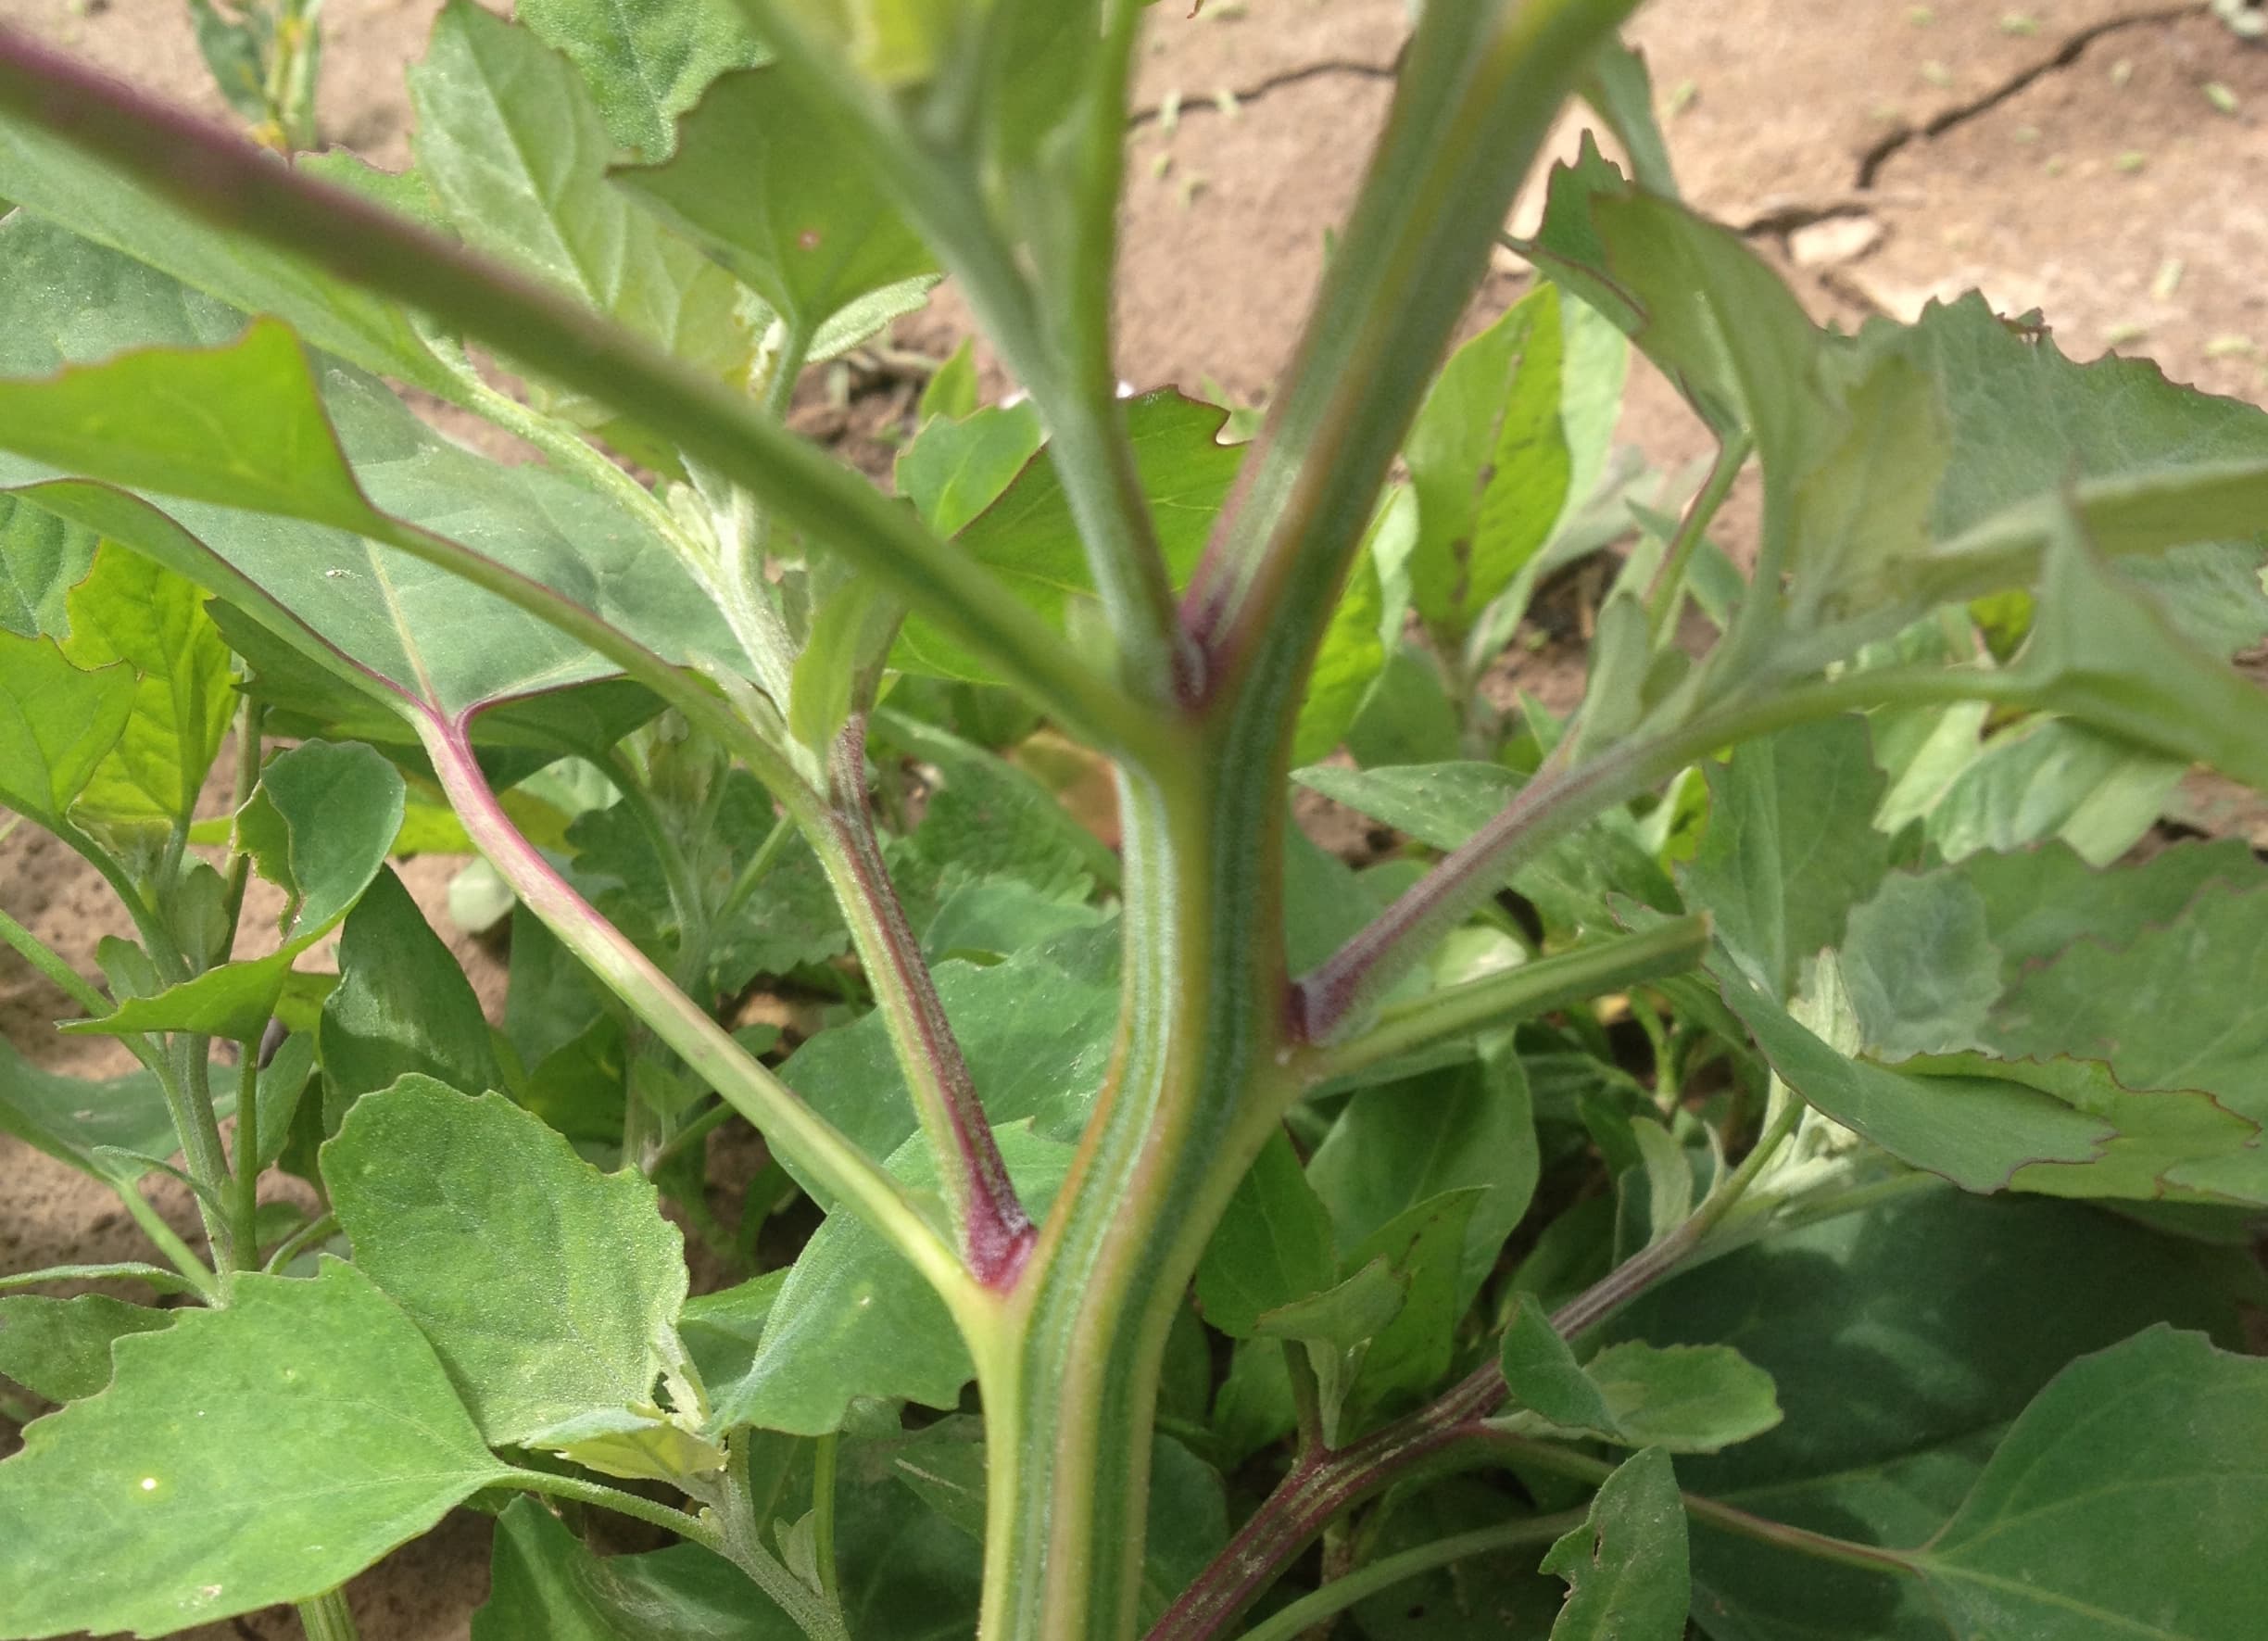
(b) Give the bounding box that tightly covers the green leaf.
[614,64,935,340]
[1293,760,1678,938]
[0,1294,170,1404]
[564,767,851,993]
[475,1496,792,1639]
[0,1039,202,1182]
[325,1077,708,1468]
[1611,1188,2252,1641]
[718,1125,1076,1434]
[1195,1128,1340,1339]
[1405,283,1572,638]
[878,710,1120,896]
[1291,530,1388,764]
[892,393,1242,683]
[1581,1341,1782,1455]
[787,573,899,752]
[0,221,749,724]
[76,739,402,1041]
[58,544,234,834]
[0,625,134,826]
[1351,1478,1570,1640]
[0,493,94,638]
[916,336,978,425]
[1532,141,1826,471]
[1835,870,2000,1062]
[1500,1293,1619,1435]
[0,118,459,397]
[319,868,504,1112]
[1922,716,2186,867]
[1681,715,1894,1001]
[920,873,1107,964]
[0,1261,509,1638]
[1541,1447,1689,1641]
[1829,843,2268,1204]
[1306,1050,1540,1306]
[1783,342,1950,622]
[516,0,767,158]
[409,3,756,391]
[1899,293,2268,557]
[895,400,1046,539]
[1253,1257,1408,1353]
[1911,1327,2268,1640]
[774,924,1118,1205]
[677,1270,787,1419]
[1345,1187,1486,1407]
[1711,950,2110,1193]
[1997,512,2268,791]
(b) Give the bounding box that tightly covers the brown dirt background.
[2,0,2265,1634]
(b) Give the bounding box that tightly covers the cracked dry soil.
[2,1,2265,1635]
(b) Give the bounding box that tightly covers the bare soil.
[3,1,2265,1635]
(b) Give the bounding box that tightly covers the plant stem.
[261,1211,338,1274]
[812,1431,841,1604]
[0,902,110,1018]
[746,0,1186,704]
[1184,0,1643,693]
[0,1261,204,1295]
[229,1044,260,1263]
[1236,1509,1587,1641]
[0,32,1157,763]
[422,713,988,1331]
[112,1177,219,1301]
[715,812,796,928]
[1644,429,1749,639]
[812,719,1031,1283]
[293,1588,360,1641]
[979,757,1295,1641]
[219,696,266,946]
[1307,914,1710,1084]
[163,1035,238,1269]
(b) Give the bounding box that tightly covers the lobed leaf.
[0,1294,171,1405]
[323,1076,699,1461]
[613,62,934,341]
[1541,1446,1690,1641]
[0,1261,509,1638]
